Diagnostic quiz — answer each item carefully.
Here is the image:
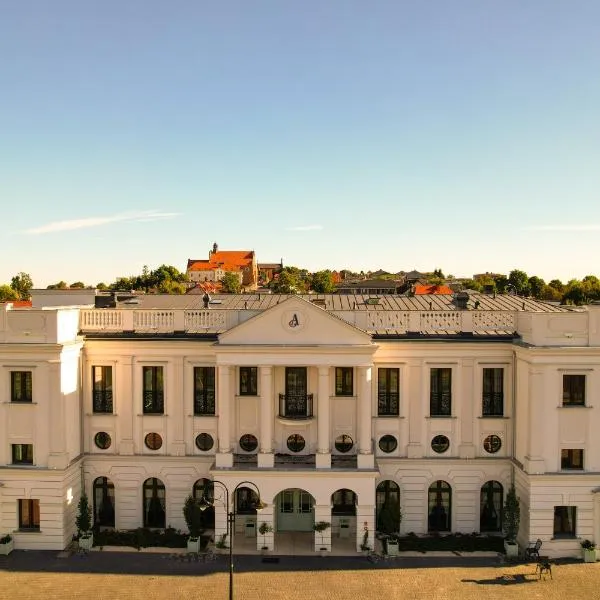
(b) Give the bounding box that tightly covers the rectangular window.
[92,366,113,413]
[11,371,32,402]
[335,367,353,396]
[194,367,215,415]
[430,368,452,416]
[378,368,399,416]
[142,366,164,414]
[561,449,584,470]
[12,444,33,465]
[563,374,585,406]
[239,367,257,396]
[482,368,504,416]
[19,499,40,530]
[553,506,576,538]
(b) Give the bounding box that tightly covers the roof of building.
[187,250,255,273]
[414,284,454,295]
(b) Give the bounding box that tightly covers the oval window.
[483,434,502,454]
[378,435,398,453]
[431,435,450,454]
[335,434,353,453]
[239,434,258,452]
[94,431,111,450]
[144,432,163,450]
[195,433,214,452]
[287,434,306,453]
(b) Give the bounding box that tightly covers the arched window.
[236,487,259,515]
[331,489,357,515]
[428,481,451,532]
[480,481,503,532]
[93,476,115,528]
[143,478,166,528]
[376,480,400,534]
[193,478,215,529]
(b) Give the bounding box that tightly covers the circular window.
[195,433,214,452]
[431,435,450,454]
[94,431,111,450]
[335,434,353,453]
[239,434,258,452]
[144,432,163,450]
[286,434,305,453]
[483,434,502,454]
[378,435,398,453]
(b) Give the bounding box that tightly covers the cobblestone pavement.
[0,551,599,599]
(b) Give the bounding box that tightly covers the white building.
[1,291,599,557]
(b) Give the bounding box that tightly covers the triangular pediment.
[218,297,372,346]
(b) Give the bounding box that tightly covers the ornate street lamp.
[199,480,266,600]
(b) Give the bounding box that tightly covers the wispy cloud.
[285,224,323,232]
[524,224,600,232]
[23,210,180,235]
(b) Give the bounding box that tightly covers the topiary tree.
[502,484,520,543]
[183,495,203,540]
[76,492,92,538]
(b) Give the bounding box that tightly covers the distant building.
[258,261,283,285]
[186,243,258,290]
[336,279,399,295]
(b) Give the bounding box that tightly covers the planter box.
[0,539,14,555]
[79,533,94,551]
[583,549,596,563]
[187,538,201,553]
[504,541,518,557]
[386,539,399,556]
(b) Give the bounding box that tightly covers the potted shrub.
[259,522,273,553]
[183,495,202,553]
[215,532,229,554]
[502,485,520,558]
[0,534,14,555]
[581,539,597,563]
[313,521,330,554]
[76,492,94,551]
[360,524,371,554]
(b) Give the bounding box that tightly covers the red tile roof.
[414,284,454,295]
[187,250,254,273]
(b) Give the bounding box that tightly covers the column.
[118,356,134,455]
[458,358,475,458]
[169,356,186,456]
[316,366,331,469]
[357,366,374,468]
[525,367,546,473]
[406,359,423,458]
[216,365,233,468]
[313,504,332,551]
[258,366,274,468]
[47,360,68,469]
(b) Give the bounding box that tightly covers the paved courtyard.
[0,551,599,599]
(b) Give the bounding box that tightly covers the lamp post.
[199,480,265,600]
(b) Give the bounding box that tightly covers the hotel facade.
[1,290,599,558]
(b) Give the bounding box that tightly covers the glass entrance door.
[277,489,314,531]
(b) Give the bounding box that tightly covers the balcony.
[278,393,314,420]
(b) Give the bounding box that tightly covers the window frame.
[239,366,258,396]
[562,374,586,407]
[11,370,33,403]
[553,505,577,538]
[482,368,504,416]
[377,367,399,416]
[92,365,113,413]
[18,498,40,531]
[561,448,584,470]
[142,366,164,415]
[335,367,354,396]
[430,367,452,417]
[194,366,216,415]
[12,443,33,465]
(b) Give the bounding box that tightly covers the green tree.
[548,279,565,293]
[527,276,545,299]
[270,269,300,294]
[508,270,530,296]
[0,284,19,301]
[311,270,336,293]
[76,493,92,536]
[96,282,109,291]
[111,276,136,291]
[158,280,187,294]
[70,281,86,289]
[47,281,68,290]
[494,275,509,293]
[10,272,33,299]
[459,279,483,292]
[540,284,562,302]
[562,280,586,305]
[220,272,241,294]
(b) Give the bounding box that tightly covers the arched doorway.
[480,481,503,532]
[143,477,166,528]
[331,488,357,541]
[193,478,215,529]
[376,480,400,534]
[93,476,115,528]
[276,488,315,531]
[428,481,451,532]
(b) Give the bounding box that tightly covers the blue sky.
[1,1,599,287]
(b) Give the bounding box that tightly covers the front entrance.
[277,488,314,532]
